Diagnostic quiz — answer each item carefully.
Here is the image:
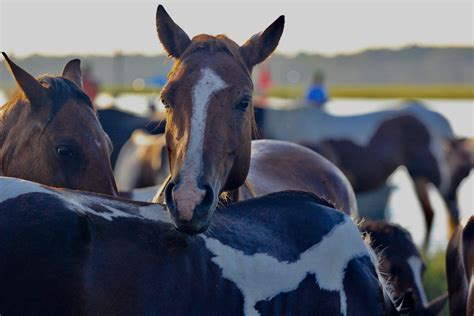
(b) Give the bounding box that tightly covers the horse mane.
[39,76,94,127]
[1,76,94,130]
[169,34,251,80]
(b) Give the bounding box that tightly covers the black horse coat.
[0,177,396,315]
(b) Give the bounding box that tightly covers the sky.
[0,0,472,56]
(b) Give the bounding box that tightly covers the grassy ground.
[2,84,472,99]
[269,84,474,99]
[422,250,448,315]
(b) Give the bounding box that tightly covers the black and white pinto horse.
[0,177,400,315]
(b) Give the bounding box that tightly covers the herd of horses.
[0,4,473,315]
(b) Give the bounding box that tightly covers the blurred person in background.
[306,69,328,109]
[256,63,272,107]
[83,65,100,102]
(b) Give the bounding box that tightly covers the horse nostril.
[164,182,176,209]
[201,184,215,207]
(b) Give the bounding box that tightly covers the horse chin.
[165,185,218,235]
[174,220,210,235]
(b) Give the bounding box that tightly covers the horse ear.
[425,292,448,314]
[240,15,285,69]
[156,5,191,58]
[2,52,47,105]
[62,59,83,89]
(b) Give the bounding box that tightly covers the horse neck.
[368,135,406,178]
[368,117,423,175]
[0,101,20,170]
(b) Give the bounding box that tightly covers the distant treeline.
[1,46,473,89]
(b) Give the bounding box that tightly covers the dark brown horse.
[360,221,448,315]
[446,215,474,316]
[301,115,474,248]
[155,6,356,233]
[0,53,117,195]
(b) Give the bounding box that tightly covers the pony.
[155,6,356,233]
[0,53,117,195]
[0,176,400,315]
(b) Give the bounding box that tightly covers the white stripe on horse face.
[173,67,227,221]
[202,216,371,316]
[407,255,428,306]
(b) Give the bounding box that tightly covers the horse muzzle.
[164,179,217,234]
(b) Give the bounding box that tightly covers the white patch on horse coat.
[0,177,170,223]
[138,204,171,223]
[407,255,428,306]
[0,177,53,204]
[172,68,227,221]
[202,216,370,316]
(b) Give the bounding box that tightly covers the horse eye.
[55,146,74,159]
[161,98,170,109]
[237,97,251,111]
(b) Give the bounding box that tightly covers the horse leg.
[413,178,434,250]
[443,196,460,239]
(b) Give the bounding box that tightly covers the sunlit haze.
[1,0,472,56]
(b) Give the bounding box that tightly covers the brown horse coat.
[446,216,474,316]
[155,6,356,232]
[0,53,117,195]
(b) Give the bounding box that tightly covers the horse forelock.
[38,76,94,128]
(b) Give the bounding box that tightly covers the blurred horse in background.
[153,6,357,233]
[98,107,166,167]
[0,53,117,195]
[114,130,169,191]
[300,113,473,248]
[254,100,472,248]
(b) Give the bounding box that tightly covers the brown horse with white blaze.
[155,6,356,233]
[0,53,117,195]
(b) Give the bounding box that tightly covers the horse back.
[0,192,89,315]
